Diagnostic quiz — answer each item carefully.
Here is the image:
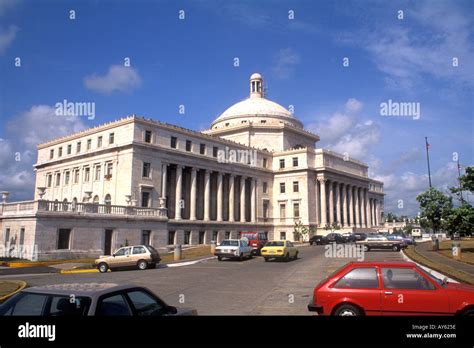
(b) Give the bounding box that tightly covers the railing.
[0,200,167,218]
[257,217,301,224]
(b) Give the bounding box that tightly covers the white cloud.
[0,25,18,54]
[345,98,363,113]
[0,105,86,201]
[271,48,300,79]
[84,65,141,94]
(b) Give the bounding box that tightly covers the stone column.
[348,185,354,227]
[216,172,223,222]
[204,170,210,221]
[328,181,334,225]
[365,189,370,228]
[360,188,366,228]
[240,176,246,222]
[318,177,327,226]
[190,167,197,220]
[229,174,235,222]
[335,182,341,225]
[175,165,183,220]
[354,187,360,228]
[251,178,256,222]
[375,199,379,226]
[161,163,168,198]
[314,178,319,226]
[342,184,348,227]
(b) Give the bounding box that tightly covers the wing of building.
[0,73,384,260]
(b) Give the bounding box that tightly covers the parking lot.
[2,245,404,315]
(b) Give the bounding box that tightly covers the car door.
[380,267,450,315]
[96,293,133,316]
[286,241,296,257]
[113,247,132,267]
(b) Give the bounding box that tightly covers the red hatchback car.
[308,261,474,316]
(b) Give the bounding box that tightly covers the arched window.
[104,194,111,205]
[93,195,99,204]
[62,198,68,211]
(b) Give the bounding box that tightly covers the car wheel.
[334,304,361,316]
[248,253,253,259]
[239,253,243,261]
[137,260,148,270]
[98,262,109,273]
[392,245,400,252]
[217,256,222,261]
[294,252,299,260]
[264,257,269,262]
[363,245,370,252]
[285,253,290,262]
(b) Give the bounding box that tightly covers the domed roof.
[211,73,302,129]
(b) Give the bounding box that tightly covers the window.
[263,202,268,220]
[185,140,192,152]
[97,294,132,316]
[200,143,206,155]
[263,182,268,193]
[168,231,176,245]
[67,144,72,155]
[109,133,114,144]
[106,163,113,177]
[126,290,163,316]
[279,159,285,169]
[334,268,379,289]
[64,171,70,185]
[212,231,218,242]
[184,231,191,245]
[292,157,298,167]
[213,146,218,157]
[263,158,267,168]
[94,165,101,181]
[133,246,146,254]
[55,173,61,186]
[170,136,177,149]
[58,147,63,157]
[47,174,52,187]
[87,139,92,150]
[57,229,71,249]
[280,182,285,194]
[293,181,299,192]
[293,203,300,218]
[48,295,90,316]
[142,162,151,178]
[76,142,81,153]
[280,204,286,221]
[141,191,150,208]
[2,293,48,315]
[225,231,231,239]
[84,167,90,182]
[144,130,152,143]
[280,232,286,240]
[74,169,80,183]
[198,231,205,244]
[381,268,435,290]
[97,136,103,148]
[4,228,10,246]
[261,120,266,123]
[141,230,151,245]
[49,149,54,159]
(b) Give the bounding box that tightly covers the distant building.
[0,73,384,260]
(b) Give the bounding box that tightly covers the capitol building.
[0,73,384,260]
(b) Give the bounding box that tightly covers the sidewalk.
[415,242,474,277]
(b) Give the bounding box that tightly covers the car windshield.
[241,233,257,240]
[220,240,238,246]
[417,266,445,287]
[266,241,285,247]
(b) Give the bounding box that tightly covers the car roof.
[22,283,142,297]
[348,261,417,268]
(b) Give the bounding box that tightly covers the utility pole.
[425,137,432,188]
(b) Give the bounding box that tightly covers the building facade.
[0,73,384,260]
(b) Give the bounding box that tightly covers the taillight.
[277,249,283,252]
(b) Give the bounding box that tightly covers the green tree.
[293,220,309,242]
[443,202,474,236]
[450,166,474,202]
[324,222,341,233]
[416,188,453,233]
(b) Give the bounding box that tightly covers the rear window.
[145,245,159,254]
[266,241,284,247]
[334,267,379,289]
[220,240,239,246]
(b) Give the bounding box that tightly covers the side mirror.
[442,277,448,285]
[166,305,178,314]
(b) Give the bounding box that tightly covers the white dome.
[250,72,262,80]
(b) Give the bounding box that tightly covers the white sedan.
[214,239,253,261]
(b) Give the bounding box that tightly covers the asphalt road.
[1,245,404,315]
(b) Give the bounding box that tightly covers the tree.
[416,188,453,233]
[293,220,309,242]
[450,166,474,202]
[324,222,341,233]
[443,202,474,236]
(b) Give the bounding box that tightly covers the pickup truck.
[214,239,253,261]
[356,235,404,252]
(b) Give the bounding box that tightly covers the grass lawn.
[404,245,474,285]
[160,245,213,264]
[0,281,25,301]
[438,239,474,265]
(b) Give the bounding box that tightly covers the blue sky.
[0,0,473,216]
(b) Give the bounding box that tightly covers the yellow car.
[261,240,298,262]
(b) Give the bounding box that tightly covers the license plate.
[269,251,275,254]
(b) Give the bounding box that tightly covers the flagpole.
[457,158,464,202]
[425,137,432,188]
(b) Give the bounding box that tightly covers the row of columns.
[317,177,381,228]
[162,163,257,223]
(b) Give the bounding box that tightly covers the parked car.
[326,233,345,244]
[309,235,329,245]
[342,232,356,243]
[94,245,161,273]
[353,232,367,241]
[214,239,253,261]
[239,231,268,255]
[261,240,298,262]
[386,234,410,247]
[308,261,474,316]
[0,283,197,316]
[356,235,404,251]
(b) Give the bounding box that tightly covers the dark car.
[342,233,356,243]
[326,233,345,244]
[309,235,329,245]
[353,232,367,241]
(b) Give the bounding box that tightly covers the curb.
[0,280,27,302]
[4,260,95,268]
[401,249,459,283]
